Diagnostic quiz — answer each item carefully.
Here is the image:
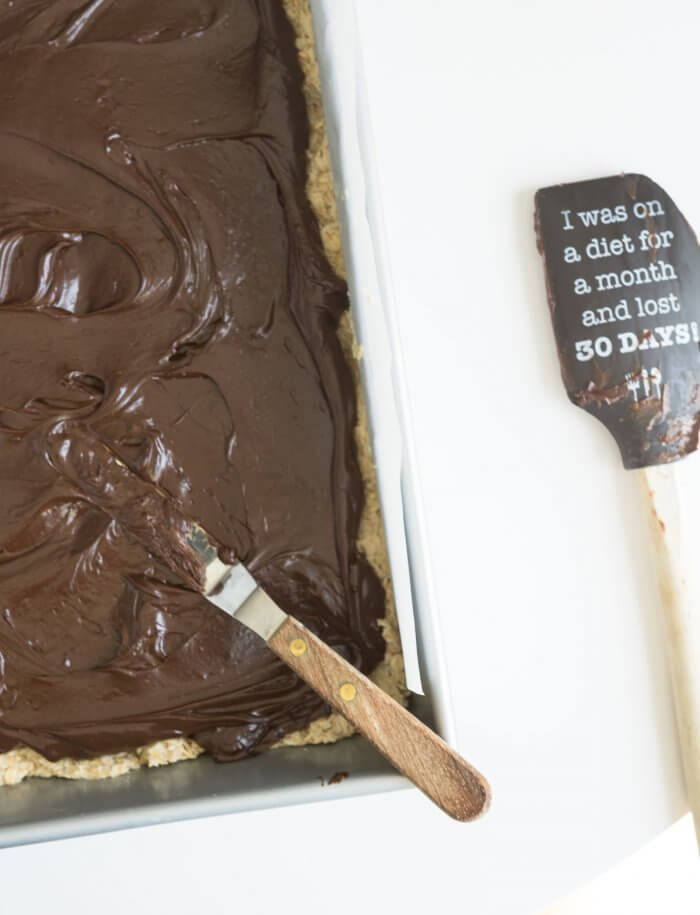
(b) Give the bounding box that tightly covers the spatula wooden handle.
[267,615,491,821]
[641,464,700,845]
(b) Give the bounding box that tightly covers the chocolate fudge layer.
[0,0,389,766]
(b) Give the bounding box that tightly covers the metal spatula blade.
[205,562,287,642]
[49,422,491,822]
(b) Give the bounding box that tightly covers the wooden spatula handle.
[641,464,700,844]
[267,615,491,821]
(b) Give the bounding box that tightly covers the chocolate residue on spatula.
[535,174,700,468]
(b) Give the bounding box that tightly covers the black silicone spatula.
[535,173,700,843]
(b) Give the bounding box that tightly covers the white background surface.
[2,0,700,911]
[545,815,698,913]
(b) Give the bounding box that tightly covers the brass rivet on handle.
[289,638,307,657]
[339,682,357,702]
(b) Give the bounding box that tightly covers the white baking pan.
[0,0,456,847]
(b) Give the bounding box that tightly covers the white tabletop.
[2,1,695,912]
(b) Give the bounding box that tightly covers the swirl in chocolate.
[0,0,385,762]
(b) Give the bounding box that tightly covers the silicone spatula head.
[535,174,700,469]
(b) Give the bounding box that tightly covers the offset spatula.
[48,423,491,822]
[536,174,700,843]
